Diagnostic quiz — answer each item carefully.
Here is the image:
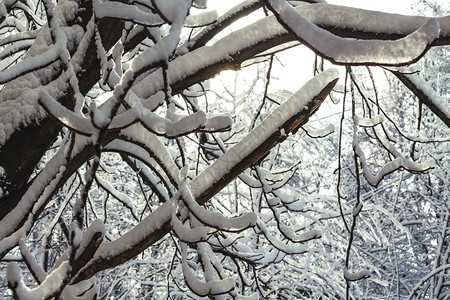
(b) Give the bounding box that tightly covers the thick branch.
[391,71,450,128]
[71,70,338,283]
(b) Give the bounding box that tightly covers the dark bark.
[0,15,125,219]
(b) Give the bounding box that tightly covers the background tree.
[0,0,449,299]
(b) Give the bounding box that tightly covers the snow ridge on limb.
[179,180,257,232]
[180,243,235,297]
[391,70,450,128]
[71,69,339,283]
[0,48,60,84]
[92,0,164,26]
[189,68,339,200]
[38,90,96,136]
[265,0,440,66]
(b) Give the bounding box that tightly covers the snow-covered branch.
[266,0,440,66]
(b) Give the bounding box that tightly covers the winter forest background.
[0,0,449,299]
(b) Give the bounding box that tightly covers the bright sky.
[207,0,447,101]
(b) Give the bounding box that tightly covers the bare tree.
[0,0,449,298]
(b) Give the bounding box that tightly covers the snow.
[60,276,98,299]
[105,139,175,194]
[302,123,335,137]
[171,213,207,243]
[373,127,436,173]
[189,68,339,198]
[266,0,440,65]
[118,124,182,183]
[0,0,88,148]
[140,108,207,137]
[74,219,105,257]
[256,219,309,254]
[130,158,170,202]
[354,144,403,187]
[19,234,47,283]
[0,47,60,84]
[0,40,34,60]
[0,1,7,17]
[91,194,173,258]
[132,1,445,101]
[0,151,67,256]
[180,243,235,297]
[152,0,191,24]
[76,67,335,272]
[92,0,164,26]
[38,90,96,136]
[352,202,363,217]
[180,181,257,232]
[297,3,449,38]
[0,30,40,48]
[343,267,371,281]
[185,10,218,27]
[406,72,450,124]
[353,114,383,127]
[7,260,72,300]
[95,175,139,219]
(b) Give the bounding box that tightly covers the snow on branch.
[117,124,182,185]
[189,68,339,200]
[179,181,257,232]
[19,233,47,284]
[133,5,449,100]
[104,139,176,194]
[0,47,60,84]
[0,30,40,48]
[71,69,338,283]
[7,260,71,299]
[391,70,450,128]
[373,127,436,173]
[180,243,235,297]
[140,108,207,138]
[256,219,309,254]
[171,213,207,243]
[353,114,383,127]
[302,123,335,138]
[343,267,371,281]
[92,0,164,26]
[38,90,96,136]
[185,10,218,28]
[354,142,403,187]
[265,0,440,66]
